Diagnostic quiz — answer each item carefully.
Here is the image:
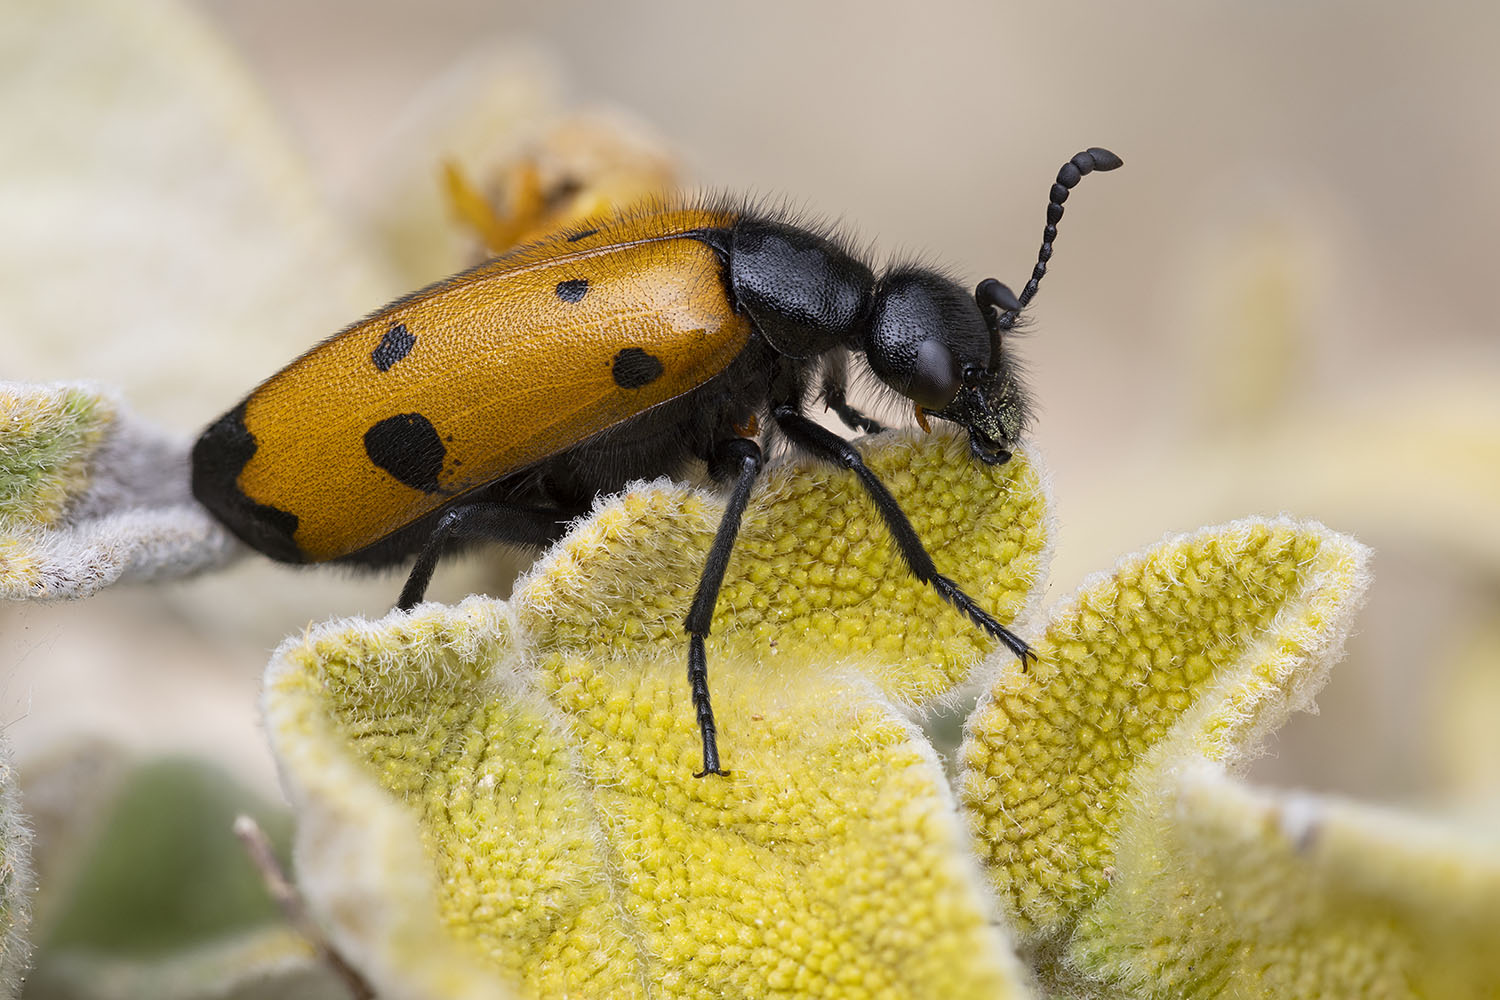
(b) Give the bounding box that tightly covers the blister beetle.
[193,147,1123,776]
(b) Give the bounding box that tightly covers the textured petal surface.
[264,431,1047,1000]
[516,427,1049,707]
[1071,763,1500,999]
[267,604,523,1000]
[959,518,1371,938]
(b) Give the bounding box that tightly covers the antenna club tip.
[1083,147,1124,171]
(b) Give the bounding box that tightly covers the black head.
[864,270,1027,464]
[860,146,1122,465]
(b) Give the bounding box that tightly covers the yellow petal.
[959,517,1370,938]
[432,109,681,268]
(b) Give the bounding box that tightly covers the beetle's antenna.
[976,146,1123,359]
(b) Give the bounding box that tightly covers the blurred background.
[3,0,1499,977]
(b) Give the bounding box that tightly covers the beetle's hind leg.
[683,436,765,778]
[396,501,572,611]
[771,406,1034,668]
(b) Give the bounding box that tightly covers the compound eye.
[908,339,961,410]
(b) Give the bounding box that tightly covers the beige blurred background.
[4,0,1499,819]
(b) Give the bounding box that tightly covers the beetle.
[193,147,1122,778]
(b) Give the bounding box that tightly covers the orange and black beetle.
[193,147,1122,777]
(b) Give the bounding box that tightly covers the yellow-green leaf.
[959,518,1371,939]
[264,430,1048,1000]
[1071,763,1500,999]
[0,382,110,529]
[0,382,242,600]
[1,734,33,1000]
[514,427,1048,707]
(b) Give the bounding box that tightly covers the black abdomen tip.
[191,403,304,563]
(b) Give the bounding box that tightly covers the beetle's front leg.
[821,350,886,435]
[683,436,764,777]
[771,405,1034,667]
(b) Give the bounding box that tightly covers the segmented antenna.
[977,146,1123,352]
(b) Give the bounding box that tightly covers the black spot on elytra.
[565,228,598,243]
[364,413,447,493]
[611,348,665,389]
[555,278,589,303]
[371,323,415,372]
[190,402,304,563]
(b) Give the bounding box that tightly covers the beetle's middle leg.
[396,501,572,611]
[683,436,764,778]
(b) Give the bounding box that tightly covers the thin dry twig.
[233,814,376,1000]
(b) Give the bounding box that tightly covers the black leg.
[825,385,886,436]
[683,437,764,777]
[771,406,1034,668]
[397,501,570,610]
[821,352,885,435]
